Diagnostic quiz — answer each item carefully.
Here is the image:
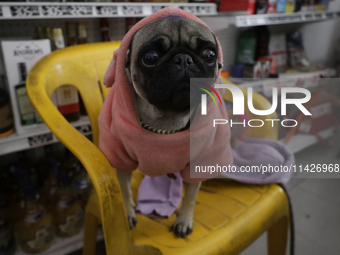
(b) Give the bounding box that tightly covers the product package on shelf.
[1,40,51,135]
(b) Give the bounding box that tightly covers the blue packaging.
[277,0,286,12]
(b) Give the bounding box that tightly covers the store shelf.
[0,2,216,20]
[15,228,104,255]
[231,68,336,96]
[0,116,91,156]
[282,126,336,154]
[235,11,340,27]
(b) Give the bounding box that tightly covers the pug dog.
[116,16,222,238]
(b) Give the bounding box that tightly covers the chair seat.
[130,177,288,255]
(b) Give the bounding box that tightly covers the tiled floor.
[241,139,340,255]
[69,138,340,255]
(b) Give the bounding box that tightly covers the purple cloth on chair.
[136,138,294,218]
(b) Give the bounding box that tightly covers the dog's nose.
[173,54,193,67]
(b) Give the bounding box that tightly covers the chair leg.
[83,212,99,255]
[267,216,289,255]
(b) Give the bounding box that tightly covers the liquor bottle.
[77,24,88,45]
[51,170,83,237]
[100,18,110,42]
[35,26,45,40]
[0,195,16,255]
[52,28,81,122]
[39,158,59,212]
[14,183,53,254]
[17,151,39,187]
[52,28,65,50]
[0,89,14,137]
[45,27,54,51]
[15,63,36,126]
[66,23,77,47]
[71,165,92,209]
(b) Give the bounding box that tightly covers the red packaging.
[220,0,249,12]
[267,0,277,13]
[259,56,278,75]
[247,0,257,14]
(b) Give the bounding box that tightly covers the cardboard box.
[1,40,51,134]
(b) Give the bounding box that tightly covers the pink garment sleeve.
[98,127,138,172]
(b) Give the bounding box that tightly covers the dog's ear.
[125,48,132,84]
[125,48,131,69]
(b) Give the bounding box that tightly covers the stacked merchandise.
[231,26,331,78]
[0,22,94,138]
[218,0,330,13]
[0,146,93,254]
[231,26,339,141]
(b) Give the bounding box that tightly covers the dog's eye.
[142,51,158,66]
[202,49,216,64]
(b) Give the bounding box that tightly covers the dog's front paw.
[128,214,137,229]
[170,216,193,238]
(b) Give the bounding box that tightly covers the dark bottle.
[66,23,77,47]
[0,195,16,255]
[0,89,14,137]
[39,158,59,212]
[51,170,83,237]
[70,165,92,209]
[55,85,81,122]
[77,24,88,45]
[52,29,81,123]
[14,183,53,254]
[100,19,110,42]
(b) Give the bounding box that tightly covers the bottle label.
[26,226,53,250]
[58,197,76,208]
[24,211,45,223]
[58,210,84,234]
[54,37,65,49]
[56,86,79,115]
[16,87,36,121]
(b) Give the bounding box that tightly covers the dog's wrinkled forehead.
[130,16,216,54]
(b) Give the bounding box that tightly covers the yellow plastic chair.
[27,42,290,255]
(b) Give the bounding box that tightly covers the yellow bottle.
[15,184,53,254]
[51,170,84,237]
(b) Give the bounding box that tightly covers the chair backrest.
[27,42,118,146]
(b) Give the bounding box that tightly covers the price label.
[42,5,92,17]
[76,124,92,135]
[96,6,118,16]
[10,6,39,17]
[28,133,54,147]
[152,6,167,13]
[122,6,143,15]
[180,6,211,15]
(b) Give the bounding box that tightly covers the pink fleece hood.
[98,7,232,182]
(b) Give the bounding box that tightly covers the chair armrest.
[27,70,134,254]
[221,80,278,140]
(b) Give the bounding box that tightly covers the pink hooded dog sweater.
[98,7,233,183]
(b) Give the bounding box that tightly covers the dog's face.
[127,17,221,113]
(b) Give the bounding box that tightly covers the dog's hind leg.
[171,181,201,238]
[116,169,137,229]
